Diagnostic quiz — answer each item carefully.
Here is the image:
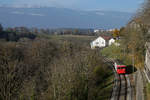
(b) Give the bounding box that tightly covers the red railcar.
[114,61,126,74]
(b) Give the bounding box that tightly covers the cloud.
[11,11,24,15]
[7,0,78,8]
[29,13,45,16]
[11,11,45,16]
[0,0,144,12]
[95,12,105,16]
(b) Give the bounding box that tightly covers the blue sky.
[0,0,144,12]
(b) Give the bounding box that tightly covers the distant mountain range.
[0,7,133,29]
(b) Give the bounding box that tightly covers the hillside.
[0,28,114,99]
[0,7,132,29]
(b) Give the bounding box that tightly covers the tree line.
[0,24,36,41]
[3,25,95,36]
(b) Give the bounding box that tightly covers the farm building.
[90,35,116,49]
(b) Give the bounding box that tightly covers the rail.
[103,58,132,100]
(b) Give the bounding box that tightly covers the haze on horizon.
[0,0,144,12]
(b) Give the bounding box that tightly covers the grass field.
[38,34,97,47]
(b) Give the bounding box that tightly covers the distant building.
[94,29,100,33]
[106,29,115,32]
[90,35,116,49]
[109,38,115,45]
[108,29,114,32]
[144,42,150,82]
[128,20,141,29]
[94,29,105,33]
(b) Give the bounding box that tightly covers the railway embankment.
[135,70,144,100]
[103,58,133,100]
[127,69,146,100]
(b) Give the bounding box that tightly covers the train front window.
[117,67,125,69]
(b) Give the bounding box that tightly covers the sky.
[0,0,145,12]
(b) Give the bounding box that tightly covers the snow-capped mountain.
[0,7,133,29]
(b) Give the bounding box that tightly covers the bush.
[147,83,150,93]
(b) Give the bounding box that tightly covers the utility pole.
[132,48,135,88]
[132,48,134,73]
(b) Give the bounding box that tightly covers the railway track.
[111,73,131,100]
[117,74,127,100]
[103,58,132,100]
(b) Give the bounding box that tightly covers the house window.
[96,42,99,44]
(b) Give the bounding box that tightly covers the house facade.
[109,38,115,46]
[90,36,115,49]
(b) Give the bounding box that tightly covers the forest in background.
[0,24,113,100]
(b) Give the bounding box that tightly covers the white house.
[109,38,115,45]
[94,29,105,33]
[94,29,100,33]
[90,35,115,49]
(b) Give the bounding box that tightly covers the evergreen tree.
[0,24,3,33]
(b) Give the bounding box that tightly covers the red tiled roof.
[100,35,112,40]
